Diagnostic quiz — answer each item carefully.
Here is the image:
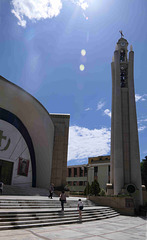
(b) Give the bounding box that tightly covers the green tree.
[141,156,147,188]
[84,182,91,196]
[90,180,100,196]
[99,188,106,196]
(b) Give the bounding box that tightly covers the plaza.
[0,195,146,240]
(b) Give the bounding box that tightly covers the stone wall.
[88,196,135,215]
[50,114,70,187]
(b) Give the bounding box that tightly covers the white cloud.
[68,125,111,161]
[84,107,91,111]
[97,100,105,111]
[138,126,147,132]
[104,109,111,118]
[138,118,147,123]
[11,0,89,27]
[135,94,147,102]
[138,117,147,132]
[72,0,89,10]
[11,0,63,27]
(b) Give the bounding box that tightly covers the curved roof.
[0,75,50,116]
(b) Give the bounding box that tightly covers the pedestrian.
[59,190,66,211]
[78,199,83,219]
[0,181,4,195]
[48,183,54,199]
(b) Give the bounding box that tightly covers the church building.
[0,75,70,189]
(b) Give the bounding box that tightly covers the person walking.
[78,199,83,220]
[48,183,54,199]
[0,181,4,195]
[60,191,66,211]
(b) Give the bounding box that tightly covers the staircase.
[0,196,119,230]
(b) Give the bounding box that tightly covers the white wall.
[0,120,32,186]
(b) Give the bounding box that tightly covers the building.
[88,155,110,190]
[67,164,88,192]
[67,155,110,192]
[108,35,142,207]
[0,75,70,189]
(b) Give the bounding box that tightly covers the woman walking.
[60,191,66,212]
[78,199,83,220]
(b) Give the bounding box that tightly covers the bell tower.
[109,33,142,207]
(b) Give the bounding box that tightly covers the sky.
[0,0,147,166]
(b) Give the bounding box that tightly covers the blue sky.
[0,0,147,165]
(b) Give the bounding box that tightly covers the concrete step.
[0,211,118,223]
[0,213,119,227]
[0,212,118,223]
[0,208,117,218]
[0,215,119,231]
[0,199,95,209]
[0,208,119,230]
[0,197,119,230]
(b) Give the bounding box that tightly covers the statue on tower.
[119,30,124,38]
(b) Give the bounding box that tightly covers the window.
[94,166,98,176]
[80,167,83,177]
[120,49,125,62]
[79,181,83,186]
[84,167,87,176]
[68,168,71,177]
[68,181,72,186]
[73,181,77,186]
[120,66,128,88]
[74,168,77,177]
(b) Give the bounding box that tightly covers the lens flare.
[81,49,86,56]
[79,64,85,71]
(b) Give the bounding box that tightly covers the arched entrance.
[0,108,36,187]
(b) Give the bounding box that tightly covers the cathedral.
[0,75,70,189]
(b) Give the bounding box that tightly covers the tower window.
[120,49,125,62]
[120,65,128,88]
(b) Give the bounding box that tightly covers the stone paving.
[0,215,146,240]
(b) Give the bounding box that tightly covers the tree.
[141,156,147,188]
[90,180,100,196]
